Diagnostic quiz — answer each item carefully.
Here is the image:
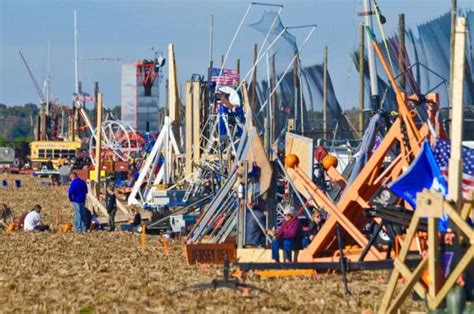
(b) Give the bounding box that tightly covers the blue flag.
[389,140,448,209]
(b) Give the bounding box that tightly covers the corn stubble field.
[0,174,424,312]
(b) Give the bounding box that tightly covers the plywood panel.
[285,132,314,198]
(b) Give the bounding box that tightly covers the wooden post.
[192,81,201,171]
[323,46,328,141]
[293,52,299,133]
[428,217,439,299]
[398,14,406,90]
[72,103,77,142]
[359,24,365,136]
[185,81,193,177]
[94,93,103,198]
[251,43,257,111]
[168,43,181,147]
[40,111,47,141]
[93,82,99,127]
[448,17,466,211]
[449,0,457,114]
[271,54,277,147]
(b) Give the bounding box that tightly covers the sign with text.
[185,243,236,265]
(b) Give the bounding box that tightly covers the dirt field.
[0,174,425,313]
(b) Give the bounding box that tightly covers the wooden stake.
[141,224,146,252]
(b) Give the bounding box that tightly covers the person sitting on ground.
[270,206,303,263]
[245,201,266,247]
[0,203,13,230]
[24,204,50,232]
[105,184,117,231]
[83,207,102,230]
[120,206,141,232]
[302,209,326,248]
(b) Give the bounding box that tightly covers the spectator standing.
[105,185,117,231]
[68,172,88,232]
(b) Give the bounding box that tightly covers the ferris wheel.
[88,120,144,166]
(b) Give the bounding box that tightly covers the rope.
[372,0,396,74]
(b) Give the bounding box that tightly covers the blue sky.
[1,0,472,109]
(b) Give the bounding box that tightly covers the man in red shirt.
[271,206,303,263]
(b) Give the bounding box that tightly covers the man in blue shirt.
[68,172,88,232]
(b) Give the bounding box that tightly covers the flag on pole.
[433,139,474,199]
[388,140,448,209]
[73,92,95,103]
[210,68,240,86]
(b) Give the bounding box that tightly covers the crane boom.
[18,50,47,104]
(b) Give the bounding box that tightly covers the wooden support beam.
[388,258,428,313]
[185,81,193,177]
[168,43,181,145]
[448,17,466,210]
[380,188,474,312]
[192,81,201,170]
[379,214,421,312]
[94,93,103,197]
[116,199,129,215]
[428,217,439,298]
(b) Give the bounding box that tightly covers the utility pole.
[359,24,365,136]
[398,14,406,90]
[46,41,51,115]
[74,10,79,95]
[236,58,240,74]
[362,0,380,111]
[323,46,328,141]
[209,13,213,67]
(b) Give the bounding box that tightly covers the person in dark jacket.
[271,206,303,263]
[68,172,88,232]
[120,206,141,232]
[302,209,326,248]
[105,185,117,231]
[245,203,266,247]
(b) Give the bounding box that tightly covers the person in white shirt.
[24,205,49,232]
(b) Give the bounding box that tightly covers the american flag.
[73,92,95,103]
[433,140,474,199]
[210,67,240,86]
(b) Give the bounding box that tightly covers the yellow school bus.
[30,141,81,168]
